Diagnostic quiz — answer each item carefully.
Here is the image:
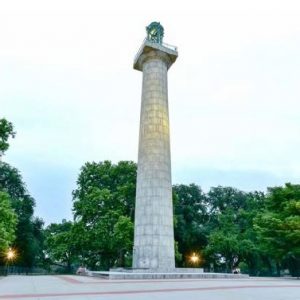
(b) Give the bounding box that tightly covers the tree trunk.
[276,262,281,277]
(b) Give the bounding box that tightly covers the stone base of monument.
[90,268,248,279]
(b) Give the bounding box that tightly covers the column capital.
[134,40,178,72]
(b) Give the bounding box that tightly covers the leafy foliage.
[44,220,77,271]
[0,119,44,267]
[255,183,300,276]
[173,184,207,266]
[204,187,265,274]
[0,162,43,267]
[0,192,17,253]
[72,161,136,270]
[0,131,295,278]
[0,118,15,156]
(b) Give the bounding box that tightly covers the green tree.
[207,186,248,214]
[204,187,265,274]
[255,183,300,276]
[0,192,17,253]
[0,162,43,268]
[173,184,207,266]
[44,220,77,272]
[0,118,15,156]
[72,161,136,270]
[112,216,134,266]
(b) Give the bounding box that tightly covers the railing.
[134,38,178,63]
[161,41,178,52]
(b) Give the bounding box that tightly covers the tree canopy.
[0,118,15,156]
[44,162,299,277]
[71,161,136,270]
[0,119,43,268]
[255,183,300,276]
[1,120,298,277]
[173,184,208,265]
[0,162,44,268]
[0,191,17,253]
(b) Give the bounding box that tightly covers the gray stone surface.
[133,41,178,270]
[92,271,248,280]
[110,268,204,273]
[1,275,299,300]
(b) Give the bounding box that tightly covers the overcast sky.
[1,0,300,224]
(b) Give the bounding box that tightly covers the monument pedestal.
[90,268,249,279]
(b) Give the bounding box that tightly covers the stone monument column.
[133,22,178,270]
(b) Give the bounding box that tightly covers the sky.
[1,0,300,224]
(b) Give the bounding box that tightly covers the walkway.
[0,275,299,299]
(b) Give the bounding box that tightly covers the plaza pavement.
[0,275,299,300]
